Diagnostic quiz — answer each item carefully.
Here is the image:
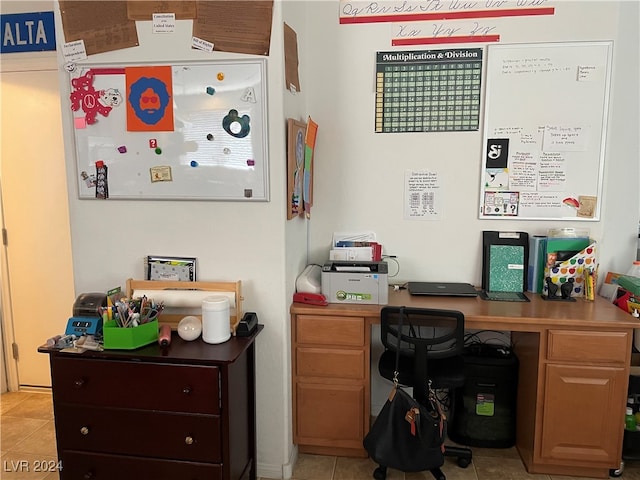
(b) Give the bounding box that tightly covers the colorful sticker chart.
[375,48,482,133]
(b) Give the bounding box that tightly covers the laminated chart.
[375,48,482,133]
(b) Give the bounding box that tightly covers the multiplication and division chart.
[375,49,483,133]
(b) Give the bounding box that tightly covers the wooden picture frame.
[286,118,307,219]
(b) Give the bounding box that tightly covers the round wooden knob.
[80,426,90,435]
[83,471,94,479]
[182,386,192,395]
[74,379,85,388]
[185,436,194,445]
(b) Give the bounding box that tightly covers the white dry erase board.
[479,41,612,221]
[68,59,269,201]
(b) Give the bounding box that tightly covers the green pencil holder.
[103,319,159,350]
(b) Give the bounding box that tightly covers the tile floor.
[1,390,639,480]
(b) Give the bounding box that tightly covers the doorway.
[0,64,76,389]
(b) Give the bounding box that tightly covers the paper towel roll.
[132,289,236,308]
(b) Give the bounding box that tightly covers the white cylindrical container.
[201,295,231,344]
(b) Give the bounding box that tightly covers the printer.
[321,261,388,305]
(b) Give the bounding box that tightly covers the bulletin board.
[68,59,269,201]
[479,41,613,221]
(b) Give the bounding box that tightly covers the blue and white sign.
[1,11,56,54]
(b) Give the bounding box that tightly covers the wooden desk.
[40,327,262,480]
[291,292,638,479]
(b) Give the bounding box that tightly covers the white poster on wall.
[404,170,443,220]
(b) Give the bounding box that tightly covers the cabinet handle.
[80,426,90,435]
[182,386,192,395]
[74,378,85,388]
[185,436,194,445]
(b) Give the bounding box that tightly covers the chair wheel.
[610,462,624,477]
[373,466,387,480]
[457,457,471,468]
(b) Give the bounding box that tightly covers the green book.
[489,245,525,292]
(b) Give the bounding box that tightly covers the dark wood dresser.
[39,326,262,480]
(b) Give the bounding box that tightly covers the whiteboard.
[479,42,612,221]
[68,59,269,201]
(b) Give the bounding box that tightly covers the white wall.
[4,0,638,478]
[52,2,299,477]
[282,2,311,476]
[305,1,640,282]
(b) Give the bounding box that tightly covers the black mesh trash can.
[449,343,519,448]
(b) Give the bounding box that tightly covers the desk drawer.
[297,347,365,379]
[55,404,221,462]
[51,357,219,414]
[547,330,629,364]
[297,315,364,346]
[61,450,222,480]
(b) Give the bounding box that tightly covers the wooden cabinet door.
[296,383,364,450]
[541,364,626,465]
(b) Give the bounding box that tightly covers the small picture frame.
[146,255,197,281]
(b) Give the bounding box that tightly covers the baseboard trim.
[257,445,298,480]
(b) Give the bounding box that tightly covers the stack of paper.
[330,232,382,262]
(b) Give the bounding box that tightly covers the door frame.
[0,185,19,391]
[0,50,60,392]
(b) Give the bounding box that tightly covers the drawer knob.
[80,426,90,435]
[74,378,85,388]
[83,471,94,479]
[185,436,194,445]
[182,386,192,395]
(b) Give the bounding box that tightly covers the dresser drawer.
[51,357,219,414]
[55,404,221,463]
[297,347,365,379]
[60,450,222,480]
[547,330,629,364]
[297,315,364,346]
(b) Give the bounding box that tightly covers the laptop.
[408,282,478,297]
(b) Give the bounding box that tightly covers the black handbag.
[363,309,446,472]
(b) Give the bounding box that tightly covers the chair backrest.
[380,306,465,396]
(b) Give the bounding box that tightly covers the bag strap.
[394,307,438,408]
[393,306,404,386]
[393,307,445,448]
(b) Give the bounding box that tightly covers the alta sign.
[1,11,55,54]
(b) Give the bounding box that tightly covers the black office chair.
[374,306,473,480]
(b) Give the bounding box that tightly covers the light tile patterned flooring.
[1,390,639,479]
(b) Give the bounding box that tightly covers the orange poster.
[126,66,174,132]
